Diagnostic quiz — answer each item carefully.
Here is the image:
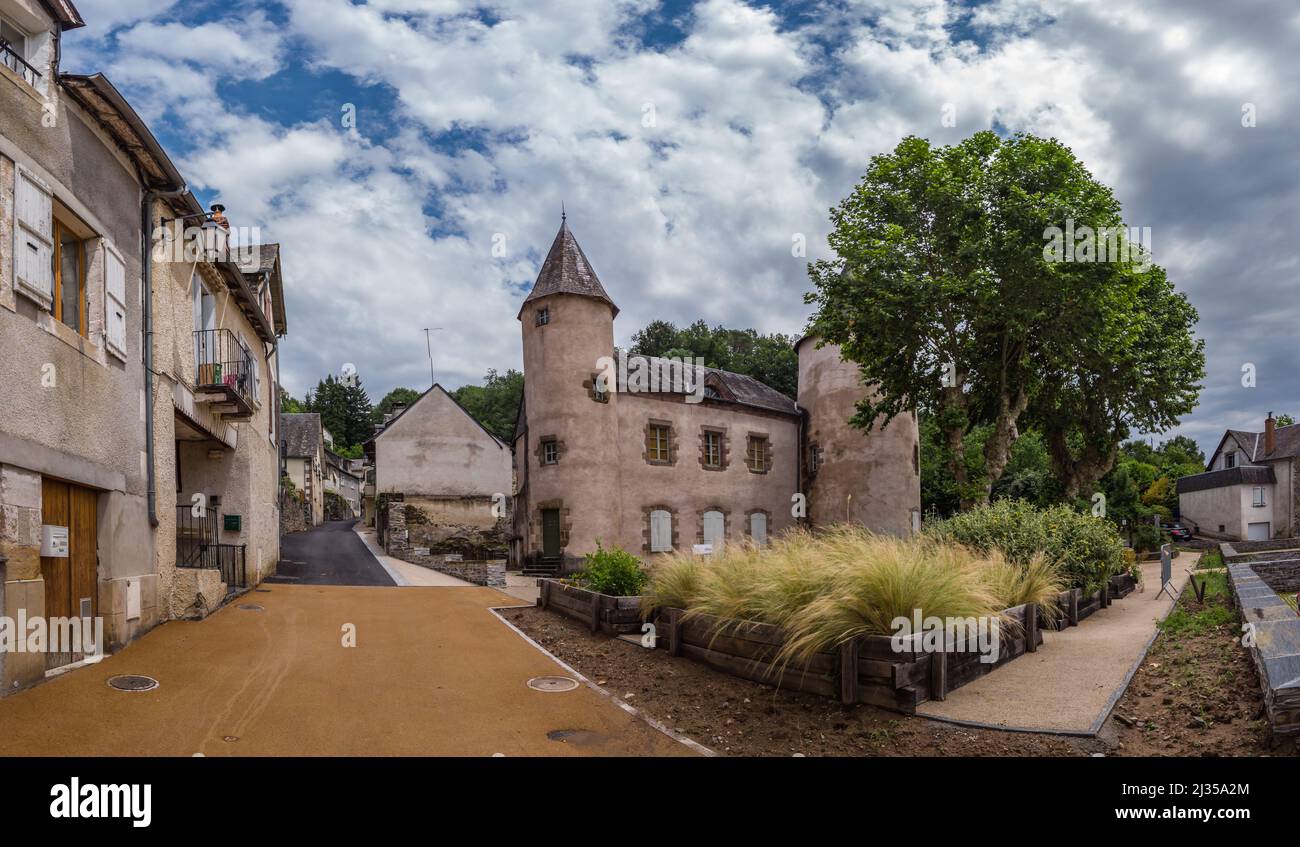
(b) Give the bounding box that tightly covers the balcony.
[1,38,41,87]
[193,328,256,421]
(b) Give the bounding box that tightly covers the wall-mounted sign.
[223,514,242,532]
[693,544,714,556]
[41,525,69,558]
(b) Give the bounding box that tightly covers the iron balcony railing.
[175,505,246,594]
[0,39,41,87]
[194,328,256,409]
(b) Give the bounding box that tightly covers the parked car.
[1161,522,1192,542]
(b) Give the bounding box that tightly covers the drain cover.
[527,675,579,693]
[237,603,264,611]
[107,674,159,692]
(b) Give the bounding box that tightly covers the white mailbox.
[41,525,69,558]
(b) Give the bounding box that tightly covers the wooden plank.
[1026,603,1038,653]
[839,638,860,704]
[929,649,947,701]
[667,607,683,657]
[679,643,837,697]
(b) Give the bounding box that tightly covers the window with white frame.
[1223,451,1236,469]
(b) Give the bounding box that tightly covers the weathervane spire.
[561,201,566,223]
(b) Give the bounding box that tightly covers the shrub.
[927,500,1125,593]
[576,541,647,596]
[642,526,1066,666]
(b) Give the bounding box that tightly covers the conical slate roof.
[517,220,618,318]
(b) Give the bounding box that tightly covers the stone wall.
[381,499,506,586]
[1226,561,1300,737]
[280,494,310,535]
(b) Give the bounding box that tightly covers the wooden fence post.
[667,608,683,656]
[1068,590,1079,627]
[1102,581,1111,608]
[589,593,601,633]
[839,638,860,704]
[929,649,948,701]
[1025,603,1038,653]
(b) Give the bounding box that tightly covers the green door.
[541,509,561,559]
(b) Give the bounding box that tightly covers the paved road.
[0,585,694,756]
[268,519,396,586]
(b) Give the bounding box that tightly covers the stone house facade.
[0,1,289,693]
[281,413,325,526]
[512,220,921,573]
[1178,415,1300,541]
[365,385,512,577]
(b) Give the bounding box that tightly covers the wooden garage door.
[40,479,98,669]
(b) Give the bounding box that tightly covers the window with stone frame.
[746,434,770,473]
[645,421,674,465]
[808,442,821,476]
[590,371,609,403]
[701,428,725,470]
[540,437,559,465]
[535,306,550,326]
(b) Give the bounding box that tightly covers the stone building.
[0,0,289,691]
[512,220,920,573]
[281,413,325,526]
[1178,414,1300,541]
[365,385,512,584]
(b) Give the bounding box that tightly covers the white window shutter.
[104,247,127,359]
[750,512,768,546]
[650,510,672,552]
[14,168,53,305]
[703,510,725,549]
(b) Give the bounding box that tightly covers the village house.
[324,449,363,518]
[281,413,326,526]
[1177,414,1300,541]
[149,196,286,617]
[511,219,920,574]
[366,386,512,583]
[0,0,289,691]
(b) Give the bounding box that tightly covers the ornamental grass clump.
[641,525,1067,667]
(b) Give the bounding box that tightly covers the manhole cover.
[107,674,159,692]
[527,676,579,693]
[237,603,264,611]
[254,588,271,593]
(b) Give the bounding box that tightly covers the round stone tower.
[517,219,624,569]
[796,336,920,536]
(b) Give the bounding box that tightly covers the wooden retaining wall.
[538,579,644,636]
[655,603,1043,715]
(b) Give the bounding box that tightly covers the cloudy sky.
[62,0,1298,457]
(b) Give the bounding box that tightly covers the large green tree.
[806,130,1203,510]
[451,369,523,443]
[629,319,799,399]
[304,375,373,451]
[372,387,422,426]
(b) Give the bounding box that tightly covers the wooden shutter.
[750,512,768,545]
[104,246,127,359]
[703,510,724,549]
[650,510,672,552]
[14,167,53,304]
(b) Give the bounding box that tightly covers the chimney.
[1265,412,1276,455]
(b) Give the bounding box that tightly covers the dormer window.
[535,307,550,326]
[1223,452,1236,469]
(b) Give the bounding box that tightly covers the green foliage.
[451,369,523,443]
[629,319,799,399]
[920,416,1055,517]
[304,374,373,453]
[806,130,1203,508]
[643,527,1064,667]
[373,387,422,425]
[1277,414,1295,427]
[280,388,305,413]
[927,499,1126,593]
[334,443,364,460]
[575,541,647,597]
[1159,571,1236,636]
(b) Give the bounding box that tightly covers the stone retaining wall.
[1226,561,1300,737]
[382,500,505,586]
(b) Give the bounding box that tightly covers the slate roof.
[635,356,798,416]
[1177,465,1276,495]
[281,413,322,458]
[1210,423,1300,468]
[237,243,280,276]
[517,221,618,318]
